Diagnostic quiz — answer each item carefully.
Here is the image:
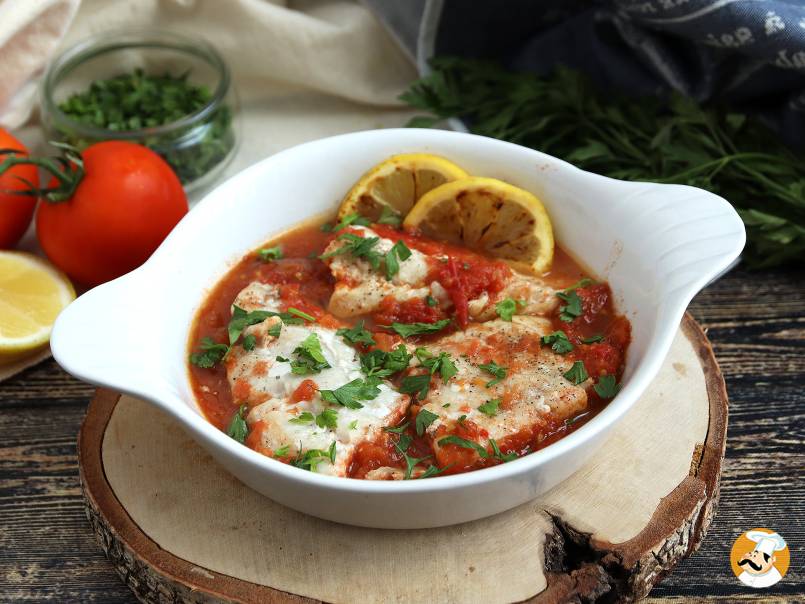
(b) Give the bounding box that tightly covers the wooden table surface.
[1,266,802,603]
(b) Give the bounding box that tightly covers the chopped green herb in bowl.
[41,30,238,192]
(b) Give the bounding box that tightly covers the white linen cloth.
[0,0,419,380]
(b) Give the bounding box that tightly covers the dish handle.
[50,270,171,400]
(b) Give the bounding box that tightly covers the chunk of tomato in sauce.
[289,379,318,404]
[372,295,446,326]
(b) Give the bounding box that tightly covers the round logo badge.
[731,528,790,589]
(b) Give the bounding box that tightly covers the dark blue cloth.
[434,0,805,147]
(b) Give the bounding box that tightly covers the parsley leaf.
[267,322,282,338]
[400,373,431,398]
[228,306,273,345]
[556,290,583,323]
[288,307,316,322]
[478,398,501,417]
[594,375,621,398]
[415,408,439,435]
[242,334,257,351]
[490,438,518,462]
[315,408,339,429]
[289,412,314,425]
[564,278,595,291]
[226,405,248,444]
[289,333,331,375]
[392,432,432,479]
[541,330,574,354]
[319,232,382,270]
[360,344,413,378]
[189,337,229,368]
[348,419,358,430]
[257,246,283,261]
[438,435,489,458]
[426,295,438,307]
[320,377,382,409]
[478,361,507,387]
[581,334,604,344]
[418,465,449,479]
[386,318,451,338]
[377,205,402,226]
[495,298,521,321]
[273,445,290,457]
[385,240,412,280]
[290,444,336,472]
[337,320,376,346]
[415,347,458,381]
[383,422,409,434]
[563,360,589,385]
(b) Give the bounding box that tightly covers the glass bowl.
[40,29,239,193]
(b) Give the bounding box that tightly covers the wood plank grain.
[0,266,802,602]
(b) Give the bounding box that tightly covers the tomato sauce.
[187,218,631,478]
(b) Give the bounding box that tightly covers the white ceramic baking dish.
[51,129,745,528]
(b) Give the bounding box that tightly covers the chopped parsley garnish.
[495,298,522,321]
[556,290,583,323]
[289,333,331,375]
[288,307,316,322]
[360,344,412,377]
[415,347,458,381]
[415,409,439,435]
[242,334,257,351]
[392,432,432,479]
[276,355,289,362]
[386,318,452,338]
[290,442,337,472]
[563,360,589,385]
[457,414,467,425]
[565,277,595,291]
[267,322,282,338]
[289,412,314,425]
[418,465,448,479]
[478,361,507,387]
[426,295,438,307]
[315,408,339,429]
[348,419,358,430]
[490,438,518,462]
[385,240,412,280]
[319,232,382,269]
[189,337,229,368]
[257,246,283,261]
[320,377,382,409]
[337,321,376,346]
[438,435,488,458]
[228,306,273,344]
[226,405,248,444]
[594,375,621,399]
[541,330,574,354]
[400,373,432,399]
[478,398,501,417]
[321,212,372,233]
[383,422,409,434]
[273,445,290,457]
[581,334,604,344]
[377,205,402,226]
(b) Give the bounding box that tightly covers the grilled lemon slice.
[403,177,555,273]
[0,251,75,365]
[336,153,468,222]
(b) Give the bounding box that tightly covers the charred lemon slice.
[403,177,555,273]
[0,251,75,365]
[337,154,468,222]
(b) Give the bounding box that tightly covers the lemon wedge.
[337,153,468,222]
[0,251,75,365]
[403,176,555,273]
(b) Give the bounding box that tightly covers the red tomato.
[0,129,39,248]
[36,141,188,286]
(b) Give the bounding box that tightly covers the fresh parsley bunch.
[401,58,805,268]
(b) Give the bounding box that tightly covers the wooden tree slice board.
[78,314,727,603]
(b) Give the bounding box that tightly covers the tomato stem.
[0,142,84,203]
